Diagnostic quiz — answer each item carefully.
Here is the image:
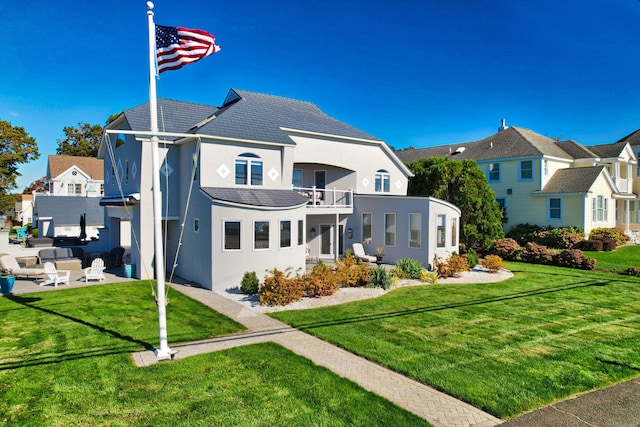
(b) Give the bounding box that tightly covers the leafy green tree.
[56,122,104,157]
[407,157,504,250]
[0,193,16,215]
[0,119,40,194]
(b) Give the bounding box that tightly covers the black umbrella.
[79,214,87,240]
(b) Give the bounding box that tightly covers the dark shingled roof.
[396,126,574,163]
[201,187,309,208]
[589,140,629,158]
[618,128,640,146]
[120,89,380,145]
[535,166,606,194]
[34,196,105,227]
[554,140,598,159]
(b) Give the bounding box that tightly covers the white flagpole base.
[154,347,177,361]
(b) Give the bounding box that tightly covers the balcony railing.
[293,186,353,209]
[612,177,631,194]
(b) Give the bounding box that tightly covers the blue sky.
[2,0,640,191]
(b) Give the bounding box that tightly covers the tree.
[0,119,40,194]
[56,122,104,157]
[23,176,48,194]
[407,157,504,250]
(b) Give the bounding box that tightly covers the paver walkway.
[133,284,502,427]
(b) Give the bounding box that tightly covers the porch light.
[310,227,316,238]
[347,228,353,239]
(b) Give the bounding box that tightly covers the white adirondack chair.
[84,258,106,282]
[43,262,70,287]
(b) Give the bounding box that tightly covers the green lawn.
[584,244,640,272]
[0,282,428,426]
[271,261,640,419]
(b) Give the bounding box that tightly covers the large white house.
[98,89,461,291]
[397,121,639,237]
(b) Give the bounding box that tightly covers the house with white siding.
[98,89,460,291]
[397,121,637,237]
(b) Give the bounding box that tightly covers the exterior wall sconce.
[347,228,353,239]
[310,227,316,238]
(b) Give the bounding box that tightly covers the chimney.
[498,118,508,132]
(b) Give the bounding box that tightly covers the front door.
[320,224,332,256]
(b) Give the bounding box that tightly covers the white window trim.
[297,219,304,247]
[235,154,264,186]
[384,212,396,247]
[436,214,446,248]
[375,170,391,193]
[592,195,609,223]
[279,220,292,250]
[253,220,270,251]
[362,212,372,245]
[408,212,421,249]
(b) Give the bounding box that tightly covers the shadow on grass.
[0,294,154,371]
[290,276,617,330]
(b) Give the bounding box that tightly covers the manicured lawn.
[584,244,640,272]
[271,262,640,419]
[0,283,428,426]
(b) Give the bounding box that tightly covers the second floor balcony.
[293,186,353,214]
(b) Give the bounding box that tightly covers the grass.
[584,244,640,272]
[0,282,428,426]
[270,261,640,419]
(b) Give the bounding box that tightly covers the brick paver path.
[133,285,502,427]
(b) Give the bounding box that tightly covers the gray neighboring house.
[33,196,105,239]
[98,88,461,291]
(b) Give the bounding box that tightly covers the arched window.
[375,169,390,192]
[235,153,263,186]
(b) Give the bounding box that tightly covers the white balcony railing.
[612,177,631,194]
[293,186,353,209]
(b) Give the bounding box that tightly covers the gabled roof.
[47,155,104,180]
[588,140,629,159]
[117,89,381,146]
[201,187,308,208]
[396,126,574,163]
[618,128,640,146]
[535,166,608,194]
[554,140,598,159]
[34,196,105,226]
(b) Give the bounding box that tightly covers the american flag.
[155,25,220,73]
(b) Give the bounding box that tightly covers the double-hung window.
[375,170,390,192]
[520,160,533,181]
[436,215,446,248]
[548,198,562,221]
[384,213,396,246]
[235,153,263,186]
[488,163,500,182]
[592,195,608,223]
[362,213,372,244]
[409,213,421,248]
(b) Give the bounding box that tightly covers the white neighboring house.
[14,194,34,226]
[98,88,461,290]
[397,122,638,237]
[45,155,104,197]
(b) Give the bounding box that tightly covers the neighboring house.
[98,88,461,290]
[45,155,104,197]
[14,194,34,225]
[33,195,105,239]
[396,121,638,237]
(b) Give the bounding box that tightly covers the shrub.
[465,248,479,268]
[581,256,596,270]
[240,271,259,294]
[506,223,544,246]
[420,270,438,284]
[394,258,424,280]
[303,262,339,297]
[589,227,630,246]
[481,255,504,273]
[601,238,617,251]
[492,238,521,261]
[536,228,584,249]
[577,239,603,251]
[552,249,596,270]
[335,254,371,287]
[623,266,640,277]
[433,255,453,279]
[259,268,304,306]
[521,242,553,264]
[369,265,393,290]
[448,254,471,277]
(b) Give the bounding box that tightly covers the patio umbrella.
[79,213,87,240]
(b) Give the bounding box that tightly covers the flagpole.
[147,1,172,360]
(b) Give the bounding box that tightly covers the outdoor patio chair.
[43,262,70,287]
[0,254,46,281]
[16,226,28,240]
[83,258,106,282]
[352,243,376,263]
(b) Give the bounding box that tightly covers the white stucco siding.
[199,142,286,190]
[208,203,307,292]
[289,135,409,195]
